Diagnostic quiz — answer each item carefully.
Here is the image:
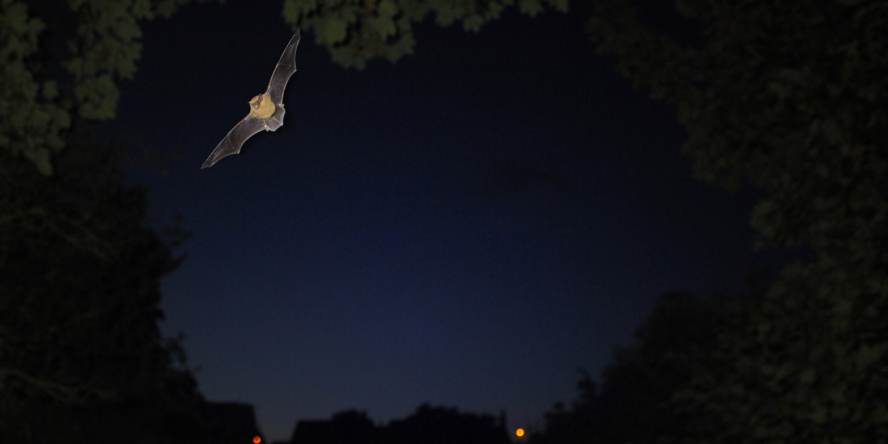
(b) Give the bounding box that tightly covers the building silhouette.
[203,402,263,444]
[286,405,510,444]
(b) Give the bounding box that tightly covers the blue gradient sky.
[110,1,784,441]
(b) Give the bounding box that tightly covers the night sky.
[107,1,784,441]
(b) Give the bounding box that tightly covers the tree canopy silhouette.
[1,1,207,442]
[528,292,728,444]
[1,0,215,175]
[583,1,887,442]
[280,0,567,69]
[0,132,206,442]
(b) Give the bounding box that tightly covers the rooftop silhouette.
[283,405,510,444]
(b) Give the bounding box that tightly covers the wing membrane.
[201,115,267,169]
[266,29,301,105]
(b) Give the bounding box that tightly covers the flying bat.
[201,29,301,169]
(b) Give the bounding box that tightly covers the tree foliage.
[582,1,888,441]
[281,0,568,69]
[0,133,204,443]
[0,0,209,175]
[0,0,570,173]
[526,376,598,444]
[1,1,208,442]
[528,293,728,444]
[587,0,887,265]
[670,261,888,443]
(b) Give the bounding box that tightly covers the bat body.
[202,29,301,169]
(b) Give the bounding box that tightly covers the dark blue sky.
[110,1,783,441]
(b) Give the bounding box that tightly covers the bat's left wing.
[201,115,268,169]
[266,29,301,107]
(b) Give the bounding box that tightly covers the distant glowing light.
[253,436,262,444]
[515,428,525,438]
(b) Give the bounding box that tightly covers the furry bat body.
[202,29,301,169]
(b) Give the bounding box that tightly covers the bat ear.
[249,95,262,110]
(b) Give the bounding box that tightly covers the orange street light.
[515,428,525,438]
[253,436,262,444]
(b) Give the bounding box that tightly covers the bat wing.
[265,103,286,132]
[266,29,301,106]
[201,115,268,169]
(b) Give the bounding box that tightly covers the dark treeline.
[1,2,203,442]
[527,291,734,444]
[0,125,257,443]
[565,1,888,442]
[531,286,887,444]
[280,405,510,444]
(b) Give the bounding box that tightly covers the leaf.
[435,8,457,27]
[463,15,484,32]
[324,17,348,44]
[377,0,398,17]
[42,80,58,99]
[74,74,119,120]
[519,0,544,17]
[798,368,816,385]
[373,16,396,38]
[547,0,569,13]
[22,146,53,176]
[282,0,300,23]
[855,343,888,368]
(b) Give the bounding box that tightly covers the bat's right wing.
[201,115,267,169]
[266,29,301,106]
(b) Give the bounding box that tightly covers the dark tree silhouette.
[0,132,207,443]
[528,292,727,444]
[1,0,211,175]
[2,2,214,442]
[1,3,206,438]
[585,2,888,442]
[280,0,568,69]
[595,292,725,444]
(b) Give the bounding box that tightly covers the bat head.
[248,92,276,119]
[249,94,263,109]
